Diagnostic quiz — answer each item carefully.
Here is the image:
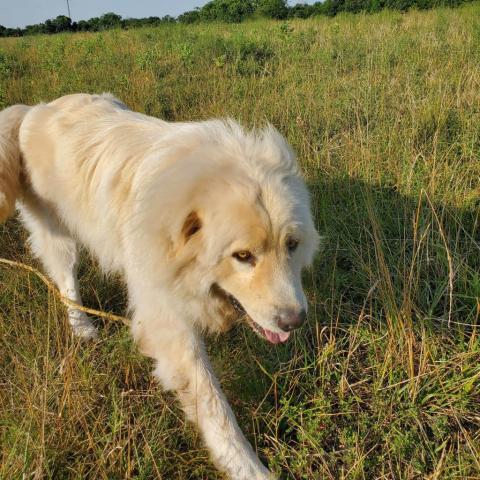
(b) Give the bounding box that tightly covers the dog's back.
[16,94,165,270]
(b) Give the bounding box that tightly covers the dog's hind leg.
[18,198,97,339]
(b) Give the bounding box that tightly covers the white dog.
[0,93,319,479]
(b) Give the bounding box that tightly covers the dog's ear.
[181,211,202,242]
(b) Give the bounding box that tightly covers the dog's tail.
[0,104,30,223]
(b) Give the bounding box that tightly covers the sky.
[1,1,316,28]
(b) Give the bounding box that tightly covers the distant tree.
[200,0,255,22]
[309,1,330,15]
[43,15,72,33]
[24,23,47,35]
[178,9,201,23]
[385,0,413,10]
[367,0,385,12]
[122,15,176,28]
[0,0,475,37]
[288,3,315,18]
[76,19,91,31]
[344,0,368,12]
[5,28,23,36]
[310,0,332,15]
[98,12,122,30]
[256,0,289,19]
[84,16,101,31]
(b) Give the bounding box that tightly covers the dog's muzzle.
[210,283,297,344]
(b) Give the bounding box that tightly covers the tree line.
[0,0,469,37]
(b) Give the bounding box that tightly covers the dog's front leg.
[133,315,274,480]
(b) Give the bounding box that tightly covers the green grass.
[1,3,480,479]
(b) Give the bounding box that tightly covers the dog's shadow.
[305,172,478,329]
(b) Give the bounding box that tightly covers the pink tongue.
[264,329,291,344]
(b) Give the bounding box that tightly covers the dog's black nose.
[277,309,307,332]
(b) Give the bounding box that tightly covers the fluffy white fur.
[0,93,319,479]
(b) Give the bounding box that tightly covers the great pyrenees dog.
[0,93,319,479]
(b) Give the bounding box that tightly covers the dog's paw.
[244,471,275,480]
[257,470,278,480]
[231,461,276,480]
[68,309,98,340]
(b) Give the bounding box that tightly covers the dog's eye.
[286,237,299,252]
[233,250,253,263]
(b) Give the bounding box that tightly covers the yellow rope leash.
[0,257,131,327]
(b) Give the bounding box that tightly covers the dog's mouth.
[210,283,291,345]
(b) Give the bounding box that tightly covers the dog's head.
[170,124,319,343]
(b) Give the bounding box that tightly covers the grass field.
[1,3,480,479]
